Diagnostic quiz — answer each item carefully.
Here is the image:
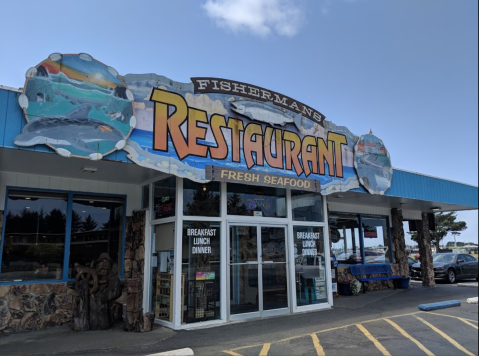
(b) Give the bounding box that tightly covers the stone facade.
[124,210,154,332]
[0,283,76,334]
[391,208,410,278]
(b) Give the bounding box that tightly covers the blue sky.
[0,0,477,245]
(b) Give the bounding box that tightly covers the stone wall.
[337,264,401,292]
[0,283,76,334]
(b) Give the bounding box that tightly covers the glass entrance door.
[229,224,288,320]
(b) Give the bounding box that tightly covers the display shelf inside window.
[155,273,185,323]
[185,279,218,323]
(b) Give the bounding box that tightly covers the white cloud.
[202,0,304,37]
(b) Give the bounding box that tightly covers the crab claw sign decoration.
[15,52,393,196]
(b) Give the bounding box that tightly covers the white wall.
[0,171,142,215]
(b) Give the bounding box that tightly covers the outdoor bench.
[349,264,402,294]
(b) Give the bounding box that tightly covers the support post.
[391,208,409,278]
[417,213,436,287]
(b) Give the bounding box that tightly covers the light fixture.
[203,185,207,192]
[25,197,31,200]
[81,166,97,173]
[26,207,30,209]
[431,207,441,211]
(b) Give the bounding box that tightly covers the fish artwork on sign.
[14,105,127,159]
[230,100,303,131]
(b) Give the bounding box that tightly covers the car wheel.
[446,269,456,284]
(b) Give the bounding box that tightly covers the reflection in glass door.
[229,225,288,319]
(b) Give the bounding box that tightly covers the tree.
[432,212,467,250]
[82,214,98,232]
[407,212,467,250]
[451,231,461,248]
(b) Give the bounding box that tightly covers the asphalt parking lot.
[223,309,478,356]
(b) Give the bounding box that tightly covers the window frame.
[0,186,127,285]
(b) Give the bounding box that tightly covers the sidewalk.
[0,322,176,356]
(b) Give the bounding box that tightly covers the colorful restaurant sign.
[15,53,393,195]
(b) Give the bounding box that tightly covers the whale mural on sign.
[16,53,135,160]
[14,105,128,159]
[16,53,392,195]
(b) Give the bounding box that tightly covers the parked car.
[408,256,416,276]
[410,253,478,283]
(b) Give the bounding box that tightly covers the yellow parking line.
[259,343,271,356]
[223,311,477,355]
[415,316,475,356]
[423,311,479,326]
[311,333,325,356]
[384,318,435,356]
[356,324,391,356]
[457,318,479,330]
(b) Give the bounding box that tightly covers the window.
[361,216,392,264]
[227,183,286,218]
[293,226,327,306]
[0,189,125,283]
[330,214,362,265]
[153,177,176,220]
[182,221,221,323]
[330,213,393,266]
[1,190,67,282]
[183,179,220,217]
[141,184,150,210]
[69,195,124,278]
[292,190,323,222]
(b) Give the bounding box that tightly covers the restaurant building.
[0,53,477,333]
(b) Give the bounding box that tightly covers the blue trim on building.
[352,169,478,208]
[1,87,477,209]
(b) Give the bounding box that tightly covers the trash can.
[338,282,352,296]
[398,277,410,289]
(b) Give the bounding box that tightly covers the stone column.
[416,213,435,287]
[391,208,409,278]
[124,210,154,332]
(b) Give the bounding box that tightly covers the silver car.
[411,253,479,283]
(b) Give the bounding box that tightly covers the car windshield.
[432,254,456,263]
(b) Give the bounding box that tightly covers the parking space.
[223,311,478,356]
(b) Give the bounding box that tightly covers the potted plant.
[350,279,362,295]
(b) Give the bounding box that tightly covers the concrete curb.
[418,300,461,311]
[457,283,478,288]
[146,348,194,356]
[466,297,478,304]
